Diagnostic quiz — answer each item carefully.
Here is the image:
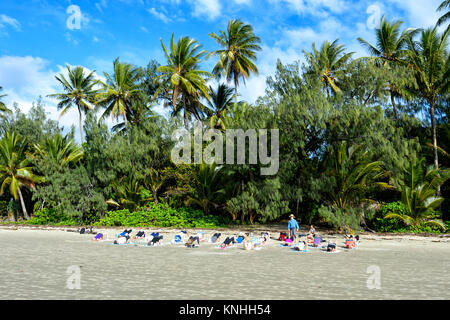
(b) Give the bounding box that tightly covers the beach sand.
[0,227,449,300]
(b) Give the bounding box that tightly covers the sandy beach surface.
[0,226,449,300]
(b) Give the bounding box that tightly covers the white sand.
[0,227,449,300]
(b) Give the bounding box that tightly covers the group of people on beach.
[88,213,360,252]
[286,214,359,252]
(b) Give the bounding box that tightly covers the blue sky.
[0,0,445,140]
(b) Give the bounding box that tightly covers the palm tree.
[34,133,84,169]
[357,16,417,120]
[96,58,141,129]
[206,83,235,129]
[144,167,165,204]
[185,163,227,215]
[0,131,42,220]
[208,19,262,103]
[437,0,450,29]
[303,39,354,97]
[48,66,98,142]
[323,141,389,209]
[0,86,11,114]
[405,27,449,170]
[156,34,211,128]
[385,157,449,230]
[106,176,149,211]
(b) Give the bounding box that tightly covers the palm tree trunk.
[78,108,84,143]
[390,90,399,122]
[234,76,238,105]
[430,101,440,195]
[17,187,30,220]
[430,102,439,170]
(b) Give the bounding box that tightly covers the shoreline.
[1,223,449,240]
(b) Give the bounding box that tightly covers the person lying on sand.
[293,241,307,251]
[281,238,294,247]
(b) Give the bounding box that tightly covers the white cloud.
[0,56,113,141]
[188,0,221,20]
[269,0,348,16]
[0,14,21,31]
[148,8,171,23]
[386,0,442,28]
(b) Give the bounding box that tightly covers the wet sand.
[0,227,449,300]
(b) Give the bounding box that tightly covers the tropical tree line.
[0,5,449,232]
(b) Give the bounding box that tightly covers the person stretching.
[185,236,200,248]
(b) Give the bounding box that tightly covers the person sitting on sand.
[307,233,314,245]
[242,234,253,250]
[282,238,294,247]
[344,236,356,249]
[312,234,323,247]
[309,225,316,235]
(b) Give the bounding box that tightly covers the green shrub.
[371,202,445,233]
[26,208,81,226]
[318,205,368,232]
[93,203,230,228]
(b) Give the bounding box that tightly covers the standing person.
[288,214,300,240]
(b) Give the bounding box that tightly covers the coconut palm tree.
[106,176,149,211]
[33,133,84,169]
[405,27,449,170]
[156,34,211,128]
[208,19,262,103]
[185,163,227,215]
[206,83,235,130]
[48,66,99,142]
[357,16,417,120]
[385,157,449,230]
[323,141,390,209]
[303,39,354,97]
[96,58,141,129]
[437,0,450,29]
[0,131,42,220]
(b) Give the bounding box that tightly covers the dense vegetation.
[1,5,449,233]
